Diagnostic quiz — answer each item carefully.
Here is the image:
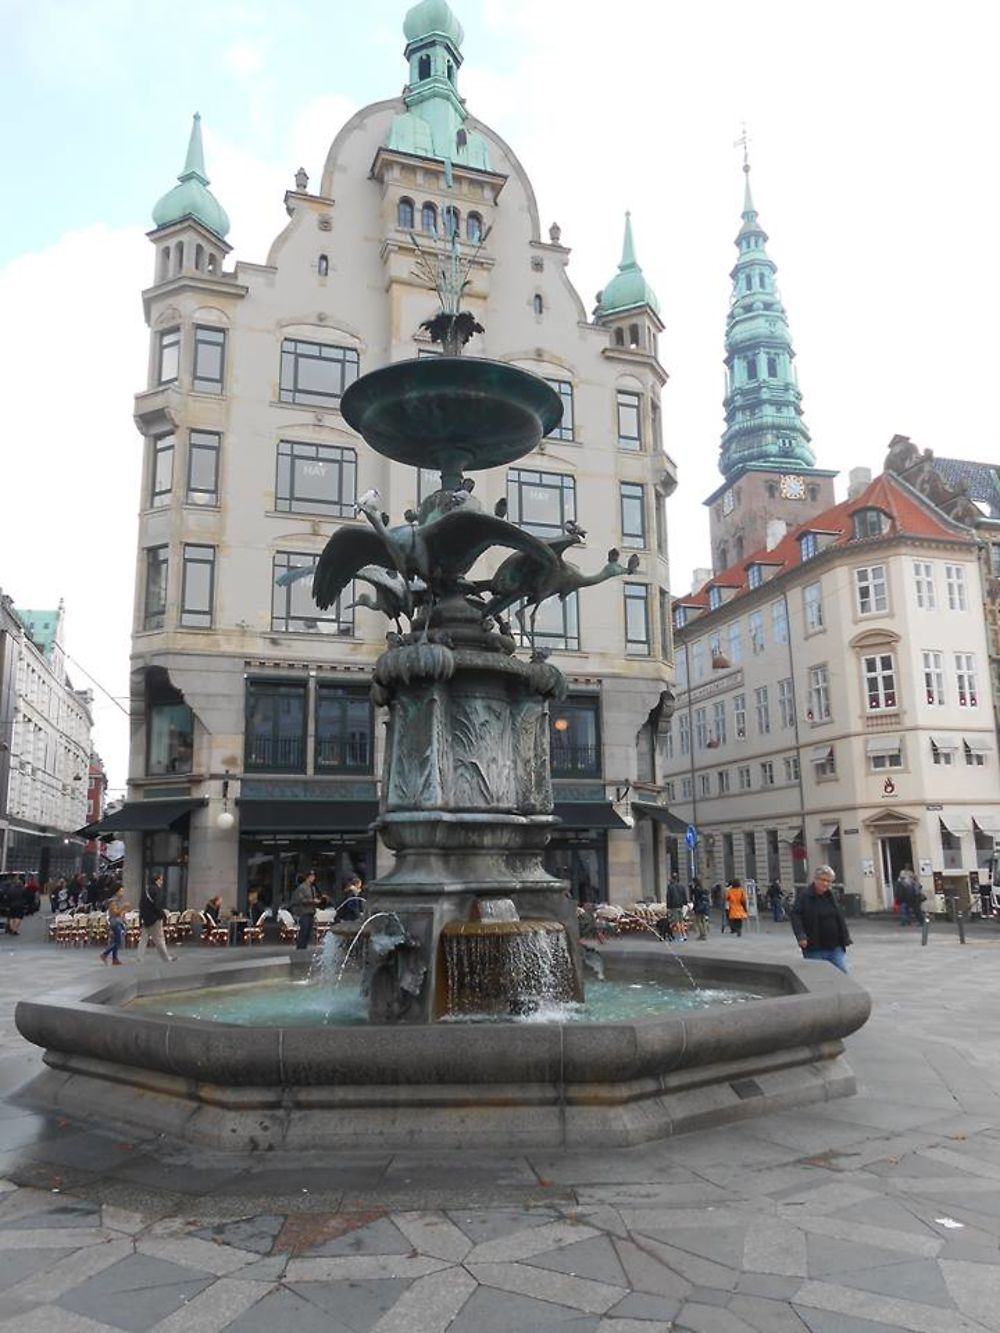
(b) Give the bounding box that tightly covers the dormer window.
[674,606,687,629]
[747,564,763,590]
[708,586,723,611]
[852,508,888,540]
[799,531,818,561]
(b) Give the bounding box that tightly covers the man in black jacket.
[790,865,851,973]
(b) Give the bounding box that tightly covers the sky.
[1,0,998,796]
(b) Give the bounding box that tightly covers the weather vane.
[734,122,751,170]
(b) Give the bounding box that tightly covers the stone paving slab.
[0,921,999,1331]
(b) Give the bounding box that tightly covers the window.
[532,293,544,316]
[272,552,354,635]
[187,430,220,506]
[945,564,967,611]
[783,755,800,783]
[544,378,575,441]
[317,253,329,277]
[754,685,770,735]
[655,494,666,554]
[157,328,180,384]
[279,339,359,406]
[707,586,722,611]
[807,664,831,721]
[674,606,687,630]
[991,544,1000,578]
[747,564,763,590]
[620,482,646,548]
[694,707,709,751]
[143,546,168,630]
[748,610,765,654]
[804,581,823,632]
[678,713,690,756]
[799,531,818,561]
[550,696,601,776]
[760,760,775,786]
[663,722,674,761]
[675,650,687,689]
[855,564,888,615]
[931,740,955,767]
[913,561,936,610]
[659,589,672,659]
[711,700,726,747]
[955,653,978,707]
[192,326,225,394]
[516,591,579,652]
[717,769,730,795]
[316,686,372,773]
[738,765,752,790]
[964,741,987,767]
[863,653,897,710]
[699,773,711,798]
[771,599,788,644]
[733,693,747,739]
[778,677,795,729]
[443,205,460,238]
[507,468,575,538]
[922,650,945,706]
[245,680,307,773]
[180,544,215,628]
[681,776,693,800]
[276,441,356,517]
[147,703,193,777]
[624,583,650,653]
[852,508,886,540]
[616,390,642,450]
[466,212,483,243]
[691,639,706,681]
[398,197,414,229]
[814,746,836,778]
[767,354,778,377]
[421,202,437,233]
[745,355,758,381]
[665,780,676,802]
[869,741,902,771]
[151,434,174,507]
[728,619,742,664]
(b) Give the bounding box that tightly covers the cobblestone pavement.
[0,915,998,1332]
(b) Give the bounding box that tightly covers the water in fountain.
[619,913,703,993]
[441,919,578,1016]
[334,911,408,989]
[476,898,520,923]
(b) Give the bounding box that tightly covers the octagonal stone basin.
[14,947,870,1152]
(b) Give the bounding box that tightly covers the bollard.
[921,916,930,946]
[955,910,966,945]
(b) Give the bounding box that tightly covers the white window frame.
[955,653,978,707]
[733,693,747,739]
[760,760,775,787]
[922,650,946,706]
[738,765,752,790]
[804,581,823,632]
[807,664,831,722]
[945,564,967,611]
[778,677,795,729]
[913,561,936,610]
[862,652,897,711]
[748,610,765,655]
[754,685,770,735]
[855,564,888,615]
[771,599,788,644]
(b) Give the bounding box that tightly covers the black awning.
[553,801,629,830]
[631,801,688,835]
[77,798,205,838]
[238,800,379,834]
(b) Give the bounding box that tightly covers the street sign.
[685,825,698,850]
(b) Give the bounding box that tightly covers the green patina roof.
[152,113,230,241]
[19,610,58,658]
[404,0,464,47]
[597,213,660,318]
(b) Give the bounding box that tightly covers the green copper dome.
[403,0,463,47]
[152,114,230,241]
[597,213,660,317]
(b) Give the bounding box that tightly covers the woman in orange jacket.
[725,878,749,937]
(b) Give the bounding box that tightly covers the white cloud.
[222,39,267,78]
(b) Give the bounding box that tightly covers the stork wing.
[312,529,398,610]
[423,511,559,578]
[354,565,425,599]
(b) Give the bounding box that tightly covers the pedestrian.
[691,881,711,939]
[766,879,785,923]
[789,864,851,972]
[336,874,365,922]
[894,867,920,926]
[204,894,223,926]
[4,875,28,936]
[725,878,749,937]
[100,887,128,965]
[290,869,319,949]
[666,873,689,942]
[137,873,176,964]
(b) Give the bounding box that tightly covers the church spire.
[718,153,813,479]
[152,113,230,241]
[596,212,660,318]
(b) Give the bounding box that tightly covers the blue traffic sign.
[685,825,698,850]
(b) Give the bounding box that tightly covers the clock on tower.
[779,474,806,500]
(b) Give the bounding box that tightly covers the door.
[878,834,913,910]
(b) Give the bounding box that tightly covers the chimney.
[691,567,712,594]
[848,466,872,500]
[765,518,787,551]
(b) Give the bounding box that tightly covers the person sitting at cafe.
[204,894,223,926]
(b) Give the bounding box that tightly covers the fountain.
[13,205,870,1150]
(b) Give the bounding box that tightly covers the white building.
[0,594,94,877]
[113,1,677,910]
[663,471,1000,913]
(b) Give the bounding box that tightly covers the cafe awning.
[964,736,992,754]
[972,811,1000,834]
[866,735,901,755]
[630,802,688,835]
[77,798,205,838]
[238,800,379,834]
[817,821,840,843]
[553,802,630,830]
[939,812,973,834]
[931,735,959,752]
[811,745,834,763]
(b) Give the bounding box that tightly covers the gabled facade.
[123,0,678,911]
[664,471,1000,913]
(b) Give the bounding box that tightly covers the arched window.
[421,202,437,234]
[159,247,170,281]
[628,323,641,348]
[418,53,431,80]
[743,273,752,291]
[758,272,767,289]
[174,242,184,274]
[532,293,544,315]
[614,327,625,346]
[194,244,205,272]
[318,254,329,276]
[398,197,414,229]
[443,205,460,238]
[207,253,218,275]
[447,61,455,84]
[466,212,482,244]
[766,354,778,377]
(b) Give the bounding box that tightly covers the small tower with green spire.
[705,148,836,574]
[149,113,231,283]
[595,212,663,354]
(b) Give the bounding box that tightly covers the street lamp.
[217,770,235,831]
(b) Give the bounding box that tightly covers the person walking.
[666,874,689,942]
[894,867,919,926]
[137,873,176,964]
[691,881,711,939]
[290,869,319,950]
[725,878,749,937]
[766,879,785,923]
[790,864,852,972]
[100,887,128,965]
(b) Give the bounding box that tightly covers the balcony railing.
[551,743,601,777]
[315,738,372,773]
[245,736,305,772]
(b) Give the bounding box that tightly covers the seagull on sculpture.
[356,487,381,515]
